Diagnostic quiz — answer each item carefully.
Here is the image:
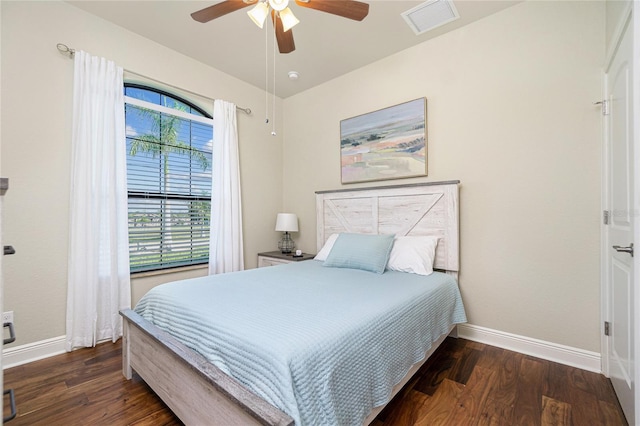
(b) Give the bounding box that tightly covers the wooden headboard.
[315,181,460,276]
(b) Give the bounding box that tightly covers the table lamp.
[275,213,298,253]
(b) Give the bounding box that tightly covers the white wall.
[0,1,284,346]
[283,1,605,352]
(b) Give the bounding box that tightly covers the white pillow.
[314,233,339,261]
[386,236,439,276]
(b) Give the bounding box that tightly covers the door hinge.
[594,100,609,115]
[603,210,610,225]
[604,321,611,336]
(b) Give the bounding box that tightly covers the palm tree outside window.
[124,84,213,272]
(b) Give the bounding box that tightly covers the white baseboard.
[2,335,66,369]
[2,326,603,374]
[457,323,602,373]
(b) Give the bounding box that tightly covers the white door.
[605,13,635,424]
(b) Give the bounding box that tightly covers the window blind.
[125,99,213,272]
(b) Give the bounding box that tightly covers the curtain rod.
[56,43,252,115]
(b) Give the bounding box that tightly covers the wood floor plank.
[490,348,523,408]
[382,389,430,426]
[80,386,173,425]
[64,353,122,388]
[513,356,547,426]
[546,361,604,426]
[475,344,506,371]
[83,343,122,365]
[415,378,465,426]
[6,381,80,416]
[128,410,183,426]
[412,350,458,396]
[447,365,497,424]
[85,370,133,404]
[583,369,625,406]
[464,340,486,352]
[598,400,628,425]
[5,391,91,425]
[541,395,571,426]
[2,337,628,426]
[476,396,515,426]
[437,335,468,358]
[450,346,482,385]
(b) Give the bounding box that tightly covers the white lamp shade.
[247,1,269,28]
[275,213,298,232]
[279,7,299,32]
[268,0,289,11]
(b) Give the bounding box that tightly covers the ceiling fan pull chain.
[264,16,269,125]
[271,18,277,137]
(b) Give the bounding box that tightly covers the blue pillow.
[323,233,395,274]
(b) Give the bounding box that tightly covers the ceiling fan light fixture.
[247,1,269,28]
[279,7,300,32]
[268,0,289,12]
[191,0,371,54]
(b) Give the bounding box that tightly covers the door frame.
[601,3,639,425]
[633,4,640,426]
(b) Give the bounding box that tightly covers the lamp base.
[278,231,295,254]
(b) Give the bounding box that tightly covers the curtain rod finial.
[56,43,75,57]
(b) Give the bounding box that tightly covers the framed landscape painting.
[340,98,427,184]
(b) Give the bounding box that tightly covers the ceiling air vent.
[401,0,460,35]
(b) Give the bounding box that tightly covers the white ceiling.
[67,0,521,98]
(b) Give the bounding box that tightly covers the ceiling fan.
[191,0,370,54]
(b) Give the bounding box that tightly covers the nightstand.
[257,251,316,267]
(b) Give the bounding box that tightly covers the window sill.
[130,264,208,279]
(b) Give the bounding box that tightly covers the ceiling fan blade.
[191,0,256,23]
[294,0,369,21]
[272,10,296,54]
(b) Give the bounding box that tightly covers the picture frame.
[340,98,427,184]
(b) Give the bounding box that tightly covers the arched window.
[124,84,213,272]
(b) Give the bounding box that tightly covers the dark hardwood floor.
[2,337,627,425]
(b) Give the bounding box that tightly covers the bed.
[121,180,464,425]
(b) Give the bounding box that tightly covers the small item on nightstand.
[293,249,303,258]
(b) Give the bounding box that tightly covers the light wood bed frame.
[121,180,460,425]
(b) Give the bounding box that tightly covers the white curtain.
[209,100,245,274]
[66,51,131,351]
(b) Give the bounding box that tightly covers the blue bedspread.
[134,260,467,425]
